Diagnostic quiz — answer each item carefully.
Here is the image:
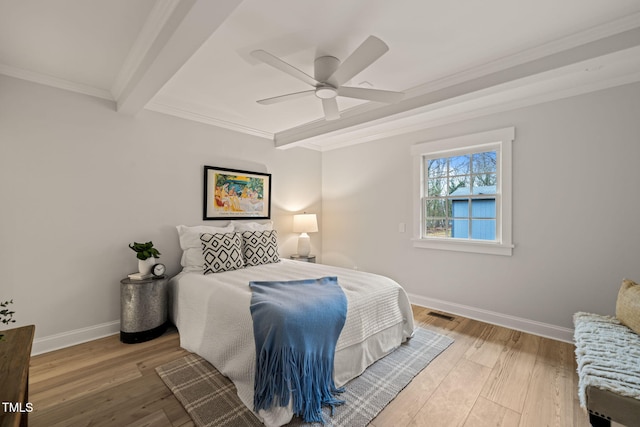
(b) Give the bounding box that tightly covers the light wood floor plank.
[536,336,576,370]
[409,358,492,426]
[463,396,521,427]
[464,324,515,369]
[519,356,573,427]
[27,306,592,427]
[127,409,172,427]
[480,331,541,413]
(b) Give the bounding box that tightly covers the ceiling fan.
[250,36,404,121]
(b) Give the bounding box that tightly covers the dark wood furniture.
[0,325,35,427]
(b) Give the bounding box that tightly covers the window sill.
[412,238,513,256]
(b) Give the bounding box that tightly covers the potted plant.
[129,241,161,275]
[0,299,16,341]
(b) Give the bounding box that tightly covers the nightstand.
[290,254,316,263]
[120,276,168,344]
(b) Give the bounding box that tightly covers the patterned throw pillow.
[200,232,244,274]
[241,230,280,266]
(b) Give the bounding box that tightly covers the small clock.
[151,263,166,278]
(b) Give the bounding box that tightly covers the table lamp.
[292,213,318,256]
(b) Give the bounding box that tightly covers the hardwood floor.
[28,306,609,427]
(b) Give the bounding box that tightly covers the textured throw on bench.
[249,276,348,424]
[573,312,640,406]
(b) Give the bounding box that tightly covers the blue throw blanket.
[249,276,348,423]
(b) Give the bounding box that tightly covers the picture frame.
[203,166,271,220]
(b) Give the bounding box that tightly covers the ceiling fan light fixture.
[315,86,338,99]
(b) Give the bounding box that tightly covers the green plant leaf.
[0,300,15,327]
[129,241,160,259]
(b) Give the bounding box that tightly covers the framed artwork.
[203,166,271,220]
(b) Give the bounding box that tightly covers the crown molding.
[145,100,274,140]
[0,62,113,101]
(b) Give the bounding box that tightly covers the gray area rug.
[156,327,454,426]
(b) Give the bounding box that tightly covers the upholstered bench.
[574,281,640,427]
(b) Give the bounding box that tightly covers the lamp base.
[297,233,311,257]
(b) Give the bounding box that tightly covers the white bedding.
[168,259,415,426]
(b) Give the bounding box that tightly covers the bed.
[169,223,415,426]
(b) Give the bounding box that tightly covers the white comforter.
[169,259,414,426]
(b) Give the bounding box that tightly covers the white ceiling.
[2,0,640,151]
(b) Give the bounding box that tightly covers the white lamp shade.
[293,213,318,233]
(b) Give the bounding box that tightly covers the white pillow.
[176,224,234,271]
[231,220,273,232]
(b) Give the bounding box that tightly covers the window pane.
[472,151,496,174]
[448,176,470,195]
[471,219,496,240]
[427,158,447,178]
[426,199,448,218]
[448,155,470,176]
[451,219,469,238]
[427,178,447,197]
[472,174,496,193]
[426,219,450,237]
[451,199,469,218]
[471,199,496,218]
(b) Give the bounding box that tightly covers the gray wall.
[321,82,640,340]
[0,76,322,352]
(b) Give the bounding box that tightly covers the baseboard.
[408,293,574,343]
[31,320,120,355]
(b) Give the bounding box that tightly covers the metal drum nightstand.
[120,276,168,343]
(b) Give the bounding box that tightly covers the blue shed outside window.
[450,186,496,240]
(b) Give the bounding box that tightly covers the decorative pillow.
[616,279,640,335]
[176,224,234,272]
[241,230,280,266]
[232,221,273,232]
[200,232,244,274]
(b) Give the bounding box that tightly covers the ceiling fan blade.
[338,86,404,103]
[251,50,319,87]
[328,36,389,86]
[256,90,315,105]
[322,98,340,120]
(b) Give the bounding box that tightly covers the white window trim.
[411,127,515,256]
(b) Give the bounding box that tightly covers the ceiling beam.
[115,0,243,115]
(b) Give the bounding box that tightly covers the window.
[411,127,514,255]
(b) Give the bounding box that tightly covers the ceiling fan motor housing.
[314,55,340,82]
